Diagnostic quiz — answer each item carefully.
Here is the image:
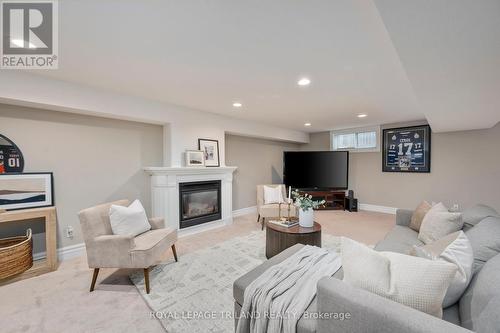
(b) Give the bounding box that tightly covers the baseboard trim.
[359,203,397,215]
[33,242,86,262]
[33,206,270,261]
[232,206,257,217]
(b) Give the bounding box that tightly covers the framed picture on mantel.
[198,139,220,167]
[382,125,431,173]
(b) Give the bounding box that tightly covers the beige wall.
[0,104,163,252]
[300,131,330,151]
[302,124,500,211]
[225,134,300,210]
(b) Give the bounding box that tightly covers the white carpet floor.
[130,231,341,333]
[0,211,394,333]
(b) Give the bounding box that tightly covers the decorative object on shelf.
[292,190,325,227]
[0,228,33,280]
[0,173,54,211]
[198,139,220,167]
[382,125,431,173]
[185,150,205,167]
[0,134,24,173]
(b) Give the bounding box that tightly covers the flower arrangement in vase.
[292,190,325,227]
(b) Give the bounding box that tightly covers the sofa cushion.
[375,225,423,253]
[442,304,461,326]
[233,244,304,305]
[342,237,457,318]
[459,253,500,330]
[409,201,432,232]
[462,204,499,232]
[465,216,500,273]
[411,231,474,307]
[133,228,177,251]
[234,244,344,333]
[474,296,500,333]
[130,228,177,267]
[418,203,463,244]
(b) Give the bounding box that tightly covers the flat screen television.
[283,151,349,190]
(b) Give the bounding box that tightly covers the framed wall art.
[0,173,54,210]
[0,134,24,173]
[382,125,431,173]
[198,139,220,167]
[185,150,205,167]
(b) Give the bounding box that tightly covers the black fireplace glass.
[179,180,221,229]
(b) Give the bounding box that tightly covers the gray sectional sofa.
[233,204,500,333]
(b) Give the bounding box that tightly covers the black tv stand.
[297,189,346,210]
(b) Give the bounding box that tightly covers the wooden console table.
[0,207,57,285]
[298,190,346,210]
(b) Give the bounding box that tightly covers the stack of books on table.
[268,218,299,228]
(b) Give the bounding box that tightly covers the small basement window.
[331,126,380,152]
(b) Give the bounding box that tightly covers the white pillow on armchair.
[263,185,284,204]
[109,199,151,236]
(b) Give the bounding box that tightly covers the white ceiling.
[29,0,499,133]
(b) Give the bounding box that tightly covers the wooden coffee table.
[265,221,321,259]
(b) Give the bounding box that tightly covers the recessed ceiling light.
[232,102,242,108]
[357,113,367,118]
[297,78,311,86]
[304,122,312,127]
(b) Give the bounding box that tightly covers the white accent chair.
[256,184,296,230]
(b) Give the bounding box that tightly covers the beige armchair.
[77,199,178,294]
[256,184,296,230]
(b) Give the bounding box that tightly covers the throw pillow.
[461,204,499,232]
[263,185,284,204]
[465,216,500,273]
[342,237,457,318]
[418,202,463,244]
[411,231,473,307]
[109,199,151,237]
[409,201,432,231]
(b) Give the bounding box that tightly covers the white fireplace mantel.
[144,166,237,236]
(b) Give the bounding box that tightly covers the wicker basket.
[0,229,33,280]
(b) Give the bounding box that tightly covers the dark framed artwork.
[0,134,24,173]
[198,139,220,167]
[382,125,431,173]
[0,173,54,210]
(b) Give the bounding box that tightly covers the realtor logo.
[1,0,58,69]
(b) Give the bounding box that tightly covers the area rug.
[130,231,341,333]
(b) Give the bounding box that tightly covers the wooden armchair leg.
[257,214,260,223]
[144,268,150,294]
[261,217,265,230]
[90,268,99,292]
[171,244,178,262]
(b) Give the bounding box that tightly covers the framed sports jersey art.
[0,134,24,174]
[382,125,431,173]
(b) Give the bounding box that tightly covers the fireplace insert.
[179,180,221,229]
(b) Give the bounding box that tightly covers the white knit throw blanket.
[236,245,342,333]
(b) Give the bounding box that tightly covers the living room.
[1,1,499,333]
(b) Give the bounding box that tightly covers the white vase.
[299,208,314,227]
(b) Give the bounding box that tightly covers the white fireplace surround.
[144,166,237,236]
